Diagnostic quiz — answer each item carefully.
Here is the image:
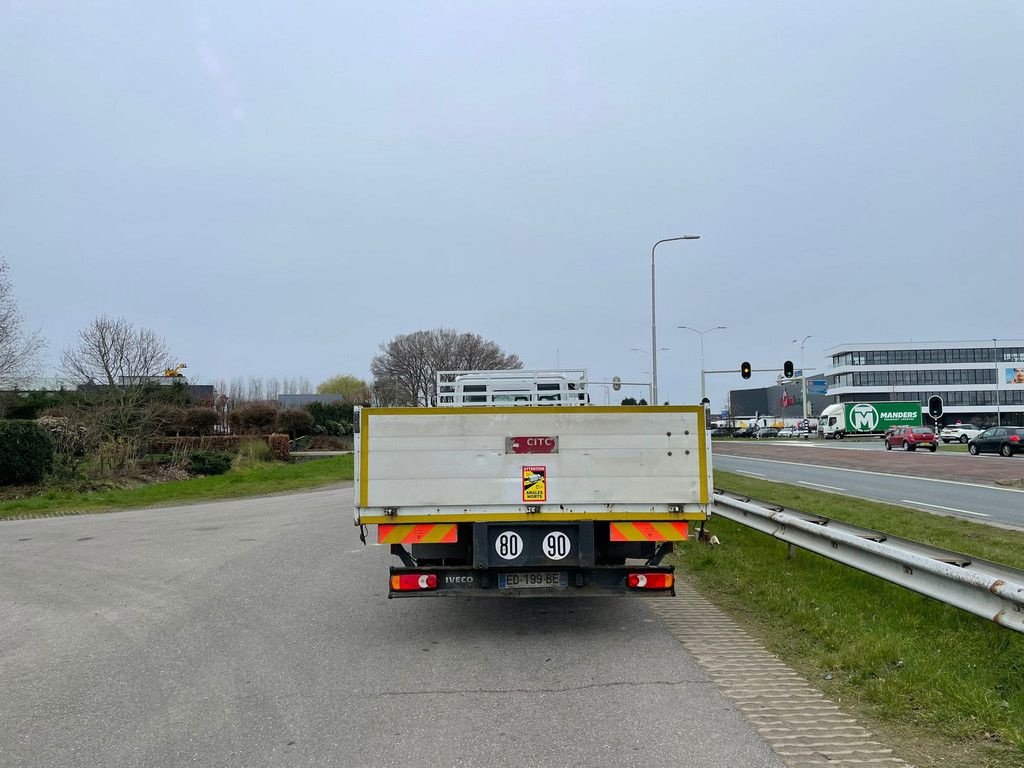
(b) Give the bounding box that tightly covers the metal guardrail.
[712,490,1024,634]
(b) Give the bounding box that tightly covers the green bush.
[305,401,354,436]
[0,390,67,420]
[0,421,55,485]
[275,408,315,438]
[189,451,232,476]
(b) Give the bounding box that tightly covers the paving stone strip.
[648,583,912,767]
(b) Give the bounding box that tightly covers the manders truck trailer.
[354,370,712,598]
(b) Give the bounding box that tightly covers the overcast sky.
[2,1,1021,407]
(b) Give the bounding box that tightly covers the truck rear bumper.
[387,564,676,598]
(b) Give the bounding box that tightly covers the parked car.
[777,427,796,438]
[884,425,938,452]
[709,427,732,437]
[968,426,1024,457]
[939,424,982,444]
[755,427,779,439]
[734,426,758,438]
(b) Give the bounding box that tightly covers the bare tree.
[370,328,523,406]
[229,376,246,403]
[245,377,265,402]
[0,256,45,389]
[60,316,179,472]
[61,316,173,387]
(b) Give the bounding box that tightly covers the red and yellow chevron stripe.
[610,521,689,542]
[377,523,458,545]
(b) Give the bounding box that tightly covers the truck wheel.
[959,435,969,444]
[836,432,844,440]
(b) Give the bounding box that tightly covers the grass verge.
[0,455,353,520]
[677,470,1024,768]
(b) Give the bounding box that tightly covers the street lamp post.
[650,235,700,405]
[793,335,812,420]
[677,325,726,403]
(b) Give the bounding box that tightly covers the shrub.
[236,439,272,463]
[1,390,67,420]
[0,421,55,485]
[228,403,279,435]
[305,401,354,436]
[275,408,315,438]
[37,414,93,481]
[183,407,219,436]
[306,435,352,451]
[189,451,232,476]
[152,405,189,436]
[149,436,266,453]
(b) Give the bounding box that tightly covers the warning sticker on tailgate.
[522,465,547,502]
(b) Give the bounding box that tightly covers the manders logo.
[849,404,880,431]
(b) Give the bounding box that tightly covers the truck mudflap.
[387,564,676,598]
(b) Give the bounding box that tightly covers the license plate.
[498,572,568,590]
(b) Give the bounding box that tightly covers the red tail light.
[390,573,438,591]
[1011,435,1020,443]
[627,573,674,589]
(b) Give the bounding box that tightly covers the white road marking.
[900,499,990,517]
[715,454,1024,494]
[798,480,846,491]
[736,470,766,478]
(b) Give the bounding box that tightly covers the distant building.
[278,393,346,409]
[727,376,831,422]
[826,339,1024,426]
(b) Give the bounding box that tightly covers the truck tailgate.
[355,406,711,524]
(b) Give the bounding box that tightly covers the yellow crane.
[163,363,188,378]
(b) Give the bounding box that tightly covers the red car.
[885,426,938,452]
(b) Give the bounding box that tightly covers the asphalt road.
[714,451,1024,528]
[0,490,781,768]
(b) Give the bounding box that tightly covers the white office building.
[825,339,1024,426]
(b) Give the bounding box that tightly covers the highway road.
[0,490,783,768]
[714,448,1024,529]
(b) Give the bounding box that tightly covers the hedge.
[0,420,55,485]
[189,451,232,476]
[149,434,291,458]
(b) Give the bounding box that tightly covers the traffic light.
[783,360,794,378]
[740,361,752,379]
[928,395,944,419]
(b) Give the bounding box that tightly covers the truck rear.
[354,380,711,599]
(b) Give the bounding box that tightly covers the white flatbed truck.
[354,371,712,598]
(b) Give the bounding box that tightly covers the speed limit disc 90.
[542,531,571,561]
